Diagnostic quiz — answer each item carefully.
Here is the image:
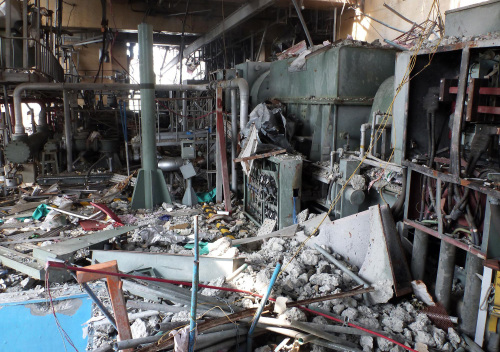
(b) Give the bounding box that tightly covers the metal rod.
[188,215,200,352]
[314,244,371,304]
[290,0,314,47]
[63,90,72,171]
[226,263,248,282]
[383,39,408,51]
[255,25,268,61]
[354,10,406,33]
[247,262,282,352]
[333,7,337,41]
[69,272,117,330]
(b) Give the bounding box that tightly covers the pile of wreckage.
[0,177,474,352]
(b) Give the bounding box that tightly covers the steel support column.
[411,229,428,280]
[435,241,456,311]
[131,23,172,209]
[460,253,483,336]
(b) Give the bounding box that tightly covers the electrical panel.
[244,155,302,230]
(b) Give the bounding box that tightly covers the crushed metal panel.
[32,225,138,262]
[92,250,245,282]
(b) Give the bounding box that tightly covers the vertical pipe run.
[290,0,314,47]
[411,229,428,281]
[435,241,456,310]
[333,7,337,41]
[188,215,200,352]
[5,0,11,68]
[460,253,483,337]
[182,91,188,131]
[23,0,28,68]
[231,89,238,193]
[247,262,282,352]
[63,90,73,172]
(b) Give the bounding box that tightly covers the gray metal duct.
[158,157,184,172]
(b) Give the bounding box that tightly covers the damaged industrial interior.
[0,0,500,351]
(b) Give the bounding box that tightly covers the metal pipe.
[411,229,428,281]
[69,272,117,330]
[259,326,309,343]
[333,7,337,41]
[383,39,408,51]
[13,82,210,137]
[314,244,371,300]
[434,241,456,310]
[5,0,12,68]
[182,91,188,131]
[158,157,184,172]
[196,328,248,350]
[298,322,375,337]
[247,262,282,352]
[23,0,28,68]
[460,253,483,337]
[290,321,362,351]
[226,263,248,282]
[63,90,72,171]
[231,89,238,193]
[188,215,200,352]
[215,78,249,130]
[114,335,161,350]
[311,338,364,352]
[290,0,314,47]
[197,338,239,352]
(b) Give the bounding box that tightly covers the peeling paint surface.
[0,294,91,351]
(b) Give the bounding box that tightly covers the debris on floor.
[0,177,471,351]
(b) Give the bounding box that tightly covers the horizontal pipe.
[290,321,363,351]
[114,335,161,350]
[158,157,184,172]
[13,82,210,137]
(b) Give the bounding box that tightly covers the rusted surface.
[450,46,470,177]
[76,260,133,351]
[215,87,232,213]
[404,219,485,259]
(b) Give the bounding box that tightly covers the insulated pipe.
[460,253,483,337]
[215,78,249,130]
[411,229,428,281]
[435,241,456,311]
[231,89,238,193]
[12,82,210,137]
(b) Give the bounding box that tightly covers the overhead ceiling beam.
[163,0,276,72]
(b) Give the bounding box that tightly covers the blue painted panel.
[0,293,92,352]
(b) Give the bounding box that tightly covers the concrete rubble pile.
[0,180,471,352]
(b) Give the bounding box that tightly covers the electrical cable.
[45,261,417,352]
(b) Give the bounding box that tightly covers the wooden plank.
[234,149,286,163]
